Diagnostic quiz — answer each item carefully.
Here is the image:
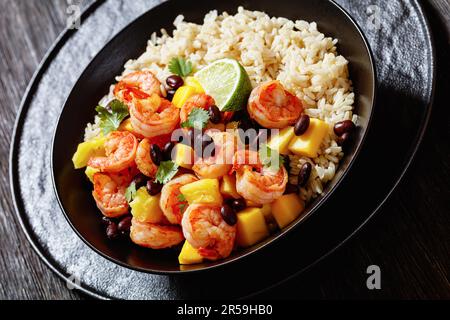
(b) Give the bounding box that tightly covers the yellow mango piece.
[85,166,99,183]
[226,121,239,131]
[185,77,205,94]
[268,126,295,155]
[245,199,262,208]
[236,207,269,247]
[172,143,194,169]
[178,241,204,265]
[180,179,223,206]
[72,136,106,169]
[118,118,133,132]
[172,86,196,108]
[271,193,305,229]
[288,118,328,158]
[260,203,273,220]
[220,175,240,199]
[130,187,164,223]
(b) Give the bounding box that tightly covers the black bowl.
[52,0,376,274]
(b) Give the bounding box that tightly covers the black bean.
[208,105,221,124]
[334,120,355,137]
[220,204,237,226]
[229,198,246,212]
[284,183,299,194]
[133,174,147,189]
[294,114,310,136]
[337,132,352,148]
[101,216,113,226]
[298,162,312,188]
[166,89,177,101]
[150,144,163,166]
[166,75,184,90]
[163,142,175,161]
[147,180,163,196]
[118,216,132,235]
[106,222,120,240]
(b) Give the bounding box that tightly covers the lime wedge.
[195,58,252,112]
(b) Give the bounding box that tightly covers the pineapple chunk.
[72,136,106,169]
[178,241,204,265]
[185,77,205,94]
[267,126,295,155]
[271,194,305,229]
[220,174,240,199]
[172,86,196,108]
[85,166,99,183]
[236,207,269,247]
[130,187,164,223]
[172,143,194,169]
[288,118,328,158]
[180,179,223,205]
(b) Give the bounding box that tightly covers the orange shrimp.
[180,93,215,123]
[247,80,303,128]
[232,150,288,204]
[114,71,161,103]
[88,131,138,173]
[129,94,180,138]
[181,203,236,261]
[192,130,236,179]
[135,138,158,177]
[130,218,184,249]
[92,170,133,218]
[160,174,198,225]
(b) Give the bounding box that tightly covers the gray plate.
[10,0,434,299]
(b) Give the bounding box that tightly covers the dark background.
[0,0,448,299]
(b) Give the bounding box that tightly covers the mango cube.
[172,86,196,108]
[268,126,295,155]
[130,187,164,223]
[288,118,328,158]
[172,143,194,169]
[245,199,262,208]
[236,207,269,247]
[220,175,240,199]
[178,241,204,265]
[180,179,223,205]
[260,203,274,221]
[72,136,106,169]
[118,118,144,139]
[185,77,205,94]
[226,121,240,131]
[85,166,99,183]
[271,193,305,229]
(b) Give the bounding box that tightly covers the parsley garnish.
[180,107,210,129]
[155,161,179,184]
[95,99,129,135]
[259,145,285,171]
[125,181,137,203]
[177,193,187,212]
[168,57,193,77]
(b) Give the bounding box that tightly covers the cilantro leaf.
[177,193,186,202]
[177,194,187,212]
[95,99,129,135]
[180,107,210,129]
[259,145,285,171]
[155,161,179,184]
[168,57,193,77]
[125,181,137,203]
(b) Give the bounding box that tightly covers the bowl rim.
[50,0,377,275]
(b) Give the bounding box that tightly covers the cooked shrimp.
[181,203,236,261]
[232,150,288,204]
[130,218,184,249]
[135,138,158,177]
[192,131,236,179]
[129,94,180,138]
[88,131,138,173]
[160,174,198,225]
[92,171,132,218]
[114,70,161,103]
[247,80,303,129]
[180,93,215,123]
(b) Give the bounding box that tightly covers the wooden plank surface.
[0,0,448,299]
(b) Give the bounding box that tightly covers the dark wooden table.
[0,0,448,300]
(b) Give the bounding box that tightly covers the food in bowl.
[72,7,357,265]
